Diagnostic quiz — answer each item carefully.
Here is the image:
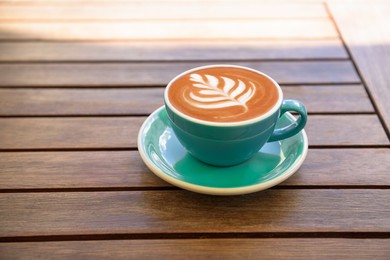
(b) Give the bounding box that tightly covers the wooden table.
[0,0,389,258]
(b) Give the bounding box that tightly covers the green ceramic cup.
[164,65,307,166]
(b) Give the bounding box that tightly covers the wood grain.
[0,20,337,40]
[286,148,390,186]
[0,40,348,61]
[0,115,388,149]
[0,117,141,149]
[329,1,390,134]
[0,190,389,237]
[0,0,388,257]
[0,88,165,116]
[0,61,360,87]
[0,3,328,20]
[283,85,373,113]
[0,149,389,190]
[0,85,373,116]
[0,239,389,259]
[305,115,388,146]
[0,0,329,4]
[0,151,166,189]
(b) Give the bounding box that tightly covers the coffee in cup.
[168,66,280,123]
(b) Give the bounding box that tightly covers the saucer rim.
[137,106,308,195]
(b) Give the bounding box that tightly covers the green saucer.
[138,106,308,195]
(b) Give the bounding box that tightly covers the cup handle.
[268,100,307,142]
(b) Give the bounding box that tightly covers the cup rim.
[164,64,284,127]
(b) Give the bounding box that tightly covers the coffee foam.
[167,66,280,123]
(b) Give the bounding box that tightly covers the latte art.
[167,66,280,123]
[185,73,256,112]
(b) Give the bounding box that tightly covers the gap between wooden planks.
[328,0,390,137]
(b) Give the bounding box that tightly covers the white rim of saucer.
[137,106,308,196]
[164,64,284,127]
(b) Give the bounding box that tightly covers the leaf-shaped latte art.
[185,73,256,111]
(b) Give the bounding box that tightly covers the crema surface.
[167,67,280,123]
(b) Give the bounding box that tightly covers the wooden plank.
[283,85,374,113]
[0,151,166,189]
[328,1,390,134]
[0,190,389,237]
[0,239,389,259]
[0,20,338,40]
[305,115,388,146]
[0,117,141,149]
[0,86,374,116]
[0,61,360,87]
[285,149,390,186]
[0,115,388,149]
[0,3,328,20]
[0,149,389,190]
[0,40,348,61]
[0,0,328,3]
[0,88,167,116]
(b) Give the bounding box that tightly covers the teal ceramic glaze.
[165,99,307,166]
[164,65,307,166]
[137,107,308,195]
